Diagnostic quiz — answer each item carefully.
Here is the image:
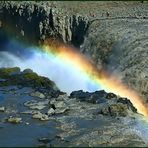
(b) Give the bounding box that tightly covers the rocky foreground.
[0,67,147,147]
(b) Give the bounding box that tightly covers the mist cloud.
[0,49,100,94]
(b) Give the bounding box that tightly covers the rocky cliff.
[81,17,148,102]
[0,1,148,101]
[0,1,89,47]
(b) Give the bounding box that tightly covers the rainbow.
[36,38,148,116]
[0,28,148,116]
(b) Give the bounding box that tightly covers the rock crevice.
[0,2,89,47]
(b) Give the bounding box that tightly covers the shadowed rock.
[0,67,58,91]
[70,90,137,117]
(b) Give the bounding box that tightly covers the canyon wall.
[0,1,148,101]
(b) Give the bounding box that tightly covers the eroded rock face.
[0,1,147,103]
[81,18,148,102]
[0,1,89,48]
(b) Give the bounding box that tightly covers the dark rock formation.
[81,17,148,102]
[0,1,148,103]
[70,90,117,104]
[0,67,58,91]
[99,103,129,117]
[0,1,89,48]
[70,90,137,117]
[98,102,137,117]
[0,68,138,118]
[117,97,137,113]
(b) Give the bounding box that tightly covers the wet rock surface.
[7,116,22,124]
[30,91,46,99]
[0,68,147,147]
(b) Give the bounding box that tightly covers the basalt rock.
[117,98,137,113]
[70,90,116,104]
[0,67,58,91]
[99,103,130,117]
[70,90,137,116]
[0,1,148,103]
[0,1,89,48]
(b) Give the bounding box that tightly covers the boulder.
[55,107,69,114]
[90,93,107,104]
[70,90,90,99]
[99,103,129,117]
[54,101,67,108]
[117,98,137,113]
[32,111,49,121]
[47,108,55,115]
[106,93,117,99]
[24,100,49,110]
[30,91,45,99]
[0,106,5,112]
[7,116,22,124]
[70,90,108,104]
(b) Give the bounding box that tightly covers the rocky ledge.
[0,67,147,147]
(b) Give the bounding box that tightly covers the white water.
[0,51,101,94]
